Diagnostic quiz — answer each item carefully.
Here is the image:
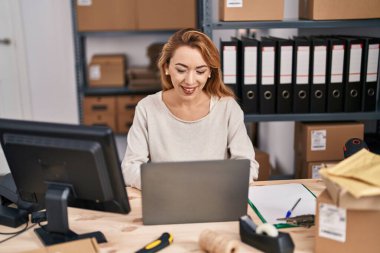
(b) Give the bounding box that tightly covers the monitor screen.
[0,118,130,245]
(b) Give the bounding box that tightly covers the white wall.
[20,0,78,124]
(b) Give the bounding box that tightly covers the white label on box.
[223,46,237,84]
[296,46,310,84]
[77,0,92,6]
[89,65,101,80]
[311,130,326,151]
[331,45,344,83]
[280,46,292,84]
[226,0,243,8]
[312,164,322,179]
[367,44,379,82]
[319,203,347,242]
[313,46,327,84]
[244,46,257,85]
[262,47,275,85]
[348,44,362,82]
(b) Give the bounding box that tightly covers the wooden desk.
[0,179,325,253]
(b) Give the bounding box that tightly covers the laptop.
[141,159,250,225]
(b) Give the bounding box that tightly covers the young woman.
[122,28,259,189]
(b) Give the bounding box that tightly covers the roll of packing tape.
[256,223,279,237]
[198,229,240,253]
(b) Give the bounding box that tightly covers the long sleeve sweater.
[121,91,259,189]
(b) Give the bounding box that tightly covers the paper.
[248,183,316,225]
[319,149,380,198]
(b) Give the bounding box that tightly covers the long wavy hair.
[158,28,234,98]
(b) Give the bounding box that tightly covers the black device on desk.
[0,118,131,246]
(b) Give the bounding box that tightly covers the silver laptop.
[141,159,250,225]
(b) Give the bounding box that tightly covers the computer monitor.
[0,118,130,245]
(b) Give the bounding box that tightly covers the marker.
[136,232,173,253]
[285,198,301,219]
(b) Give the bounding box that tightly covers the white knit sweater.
[121,91,259,189]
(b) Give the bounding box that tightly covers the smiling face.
[165,46,211,100]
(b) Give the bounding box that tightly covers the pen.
[135,232,173,253]
[285,198,301,218]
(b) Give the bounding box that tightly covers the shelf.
[244,112,380,122]
[78,30,177,37]
[209,19,380,30]
[83,87,160,96]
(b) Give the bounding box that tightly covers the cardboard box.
[315,190,380,253]
[254,148,271,181]
[116,95,144,133]
[22,238,99,253]
[294,122,364,162]
[300,0,380,20]
[219,0,283,21]
[321,174,380,211]
[88,55,126,87]
[137,0,196,30]
[83,96,116,116]
[76,0,136,31]
[306,161,340,179]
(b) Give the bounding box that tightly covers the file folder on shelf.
[340,36,364,112]
[361,37,380,111]
[221,38,240,99]
[259,38,276,114]
[309,37,328,113]
[293,37,310,113]
[240,37,259,114]
[324,37,345,113]
[269,36,294,114]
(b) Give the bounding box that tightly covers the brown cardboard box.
[219,0,283,21]
[254,148,271,181]
[306,161,340,179]
[315,190,380,253]
[321,174,380,211]
[88,55,126,87]
[294,122,364,162]
[22,238,99,253]
[76,0,136,31]
[116,95,144,133]
[299,0,380,20]
[83,96,116,116]
[137,0,196,30]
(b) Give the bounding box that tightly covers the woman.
[122,28,259,189]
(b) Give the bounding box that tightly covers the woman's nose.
[185,72,195,85]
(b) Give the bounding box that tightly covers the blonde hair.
[158,28,234,98]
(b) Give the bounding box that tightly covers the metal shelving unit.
[199,0,380,122]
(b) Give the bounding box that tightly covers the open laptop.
[141,159,250,225]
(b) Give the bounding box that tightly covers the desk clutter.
[221,35,380,114]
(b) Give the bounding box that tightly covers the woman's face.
[166,46,210,100]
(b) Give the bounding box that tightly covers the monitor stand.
[34,184,107,246]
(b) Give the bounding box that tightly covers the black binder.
[240,37,259,113]
[220,38,240,99]
[361,37,380,111]
[340,36,364,112]
[293,37,310,113]
[323,36,345,113]
[269,36,294,114]
[258,38,276,114]
[309,37,328,113]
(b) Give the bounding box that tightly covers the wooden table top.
[0,179,325,253]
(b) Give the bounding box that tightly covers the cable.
[0,222,37,244]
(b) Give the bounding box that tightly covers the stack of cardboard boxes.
[294,122,364,178]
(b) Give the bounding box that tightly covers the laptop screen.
[141,159,250,225]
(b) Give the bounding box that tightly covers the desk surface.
[0,179,325,253]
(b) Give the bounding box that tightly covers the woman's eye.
[197,71,206,75]
[176,69,186,73]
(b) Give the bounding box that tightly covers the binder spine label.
[367,44,379,82]
[280,46,292,84]
[262,47,275,85]
[313,46,327,84]
[331,45,344,83]
[348,44,362,83]
[296,46,310,84]
[244,46,257,85]
[223,46,237,84]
